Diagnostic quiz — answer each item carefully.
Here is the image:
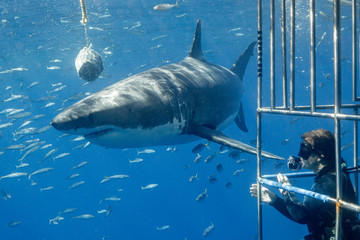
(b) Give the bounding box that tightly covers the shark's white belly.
[83,117,198,148]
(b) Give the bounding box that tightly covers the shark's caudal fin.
[189,20,203,59]
[231,41,256,132]
[231,41,256,81]
[235,103,248,132]
[191,125,284,160]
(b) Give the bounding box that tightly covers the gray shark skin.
[51,20,283,160]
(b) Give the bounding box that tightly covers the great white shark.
[51,20,283,160]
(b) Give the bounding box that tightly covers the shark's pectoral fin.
[191,125,284,160]
[235,103,248,132]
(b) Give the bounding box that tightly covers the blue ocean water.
[0,0,357,239]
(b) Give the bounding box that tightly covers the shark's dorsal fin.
[231,41,256,81]
[189,20,203,59]
[191,125,284,160]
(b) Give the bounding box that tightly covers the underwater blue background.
[0,0,357,239]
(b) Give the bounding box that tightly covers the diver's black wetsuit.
[270,166,359,240]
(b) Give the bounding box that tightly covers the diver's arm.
[270,192,312,224]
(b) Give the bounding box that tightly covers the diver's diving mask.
[287,140,315,171]
[298,140,314,160]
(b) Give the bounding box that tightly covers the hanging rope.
[80,0,89,47]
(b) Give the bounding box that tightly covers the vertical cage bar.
[353,0,358,101]
[270,0,275,109]
[257,0,263,239]
[334,120,342,240]
[281,0,287,108]
[289,0,295,110]
[256,112,263,240]
[354,109,359,205]
[309,0,316,112]
[333,0,342,239]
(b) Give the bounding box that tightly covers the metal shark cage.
[255,0,360,239]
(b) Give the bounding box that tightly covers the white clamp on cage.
[75,44,103,81]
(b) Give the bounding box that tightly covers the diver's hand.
[250,184,276,204]
[277,173,290,194]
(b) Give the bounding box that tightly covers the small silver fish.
[0,122,13,129]
[1,190,11,200]
[8,112,31,119]
[129,158,143,163]
[208,174,217,184]
[16,163,29,169]
[193,154,202,163]
[66,173,80,179]
[47,66,60,70]
[189,173,198,182]
[99,196,121,204]
[0,172,28,180]
[68,181,85,189]
[71,136,85,142]
[28,167,54,179]
[196,188,208,202]
[42,148,59,162]
[192,142,209,154]
[59,208,77,215]
[53,152,70,160]
[7,109,24,116]
[156,225,170,231]
[18,120,33,129]
[14,127,37,137]
[137,149,156,155]
[7,221,22,227]
[233,169,245,176]
[141,183,158,190]
[19,146,40,161]
[27,81,40,88]
[72,214,95,220]
[40,186,54,191]
[341,142,353,151]
[204,152,216,163]
[100,174,130,184]
[4,94,29,102]
[37,125,52,134]
[49,216,64,225]
[40,144,53,150]
[71,161,88,170]
[153,0,179,11]
[3,144,25,150]
[203,222,215,237]
[152,35,168,41]
[41,102,55,108]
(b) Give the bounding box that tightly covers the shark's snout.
[51,110,81,133]
[51,113,69,131]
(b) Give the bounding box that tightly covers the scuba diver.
[250,129,360,239]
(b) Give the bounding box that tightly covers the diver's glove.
[250,184,276,204]
[277,173,290,194]
[277,173,300,203]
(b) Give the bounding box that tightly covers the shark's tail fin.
[230,41,256,81]
[231,41,256,132]
[235,103,248,132]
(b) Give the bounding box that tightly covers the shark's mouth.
[84,128,114,139]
